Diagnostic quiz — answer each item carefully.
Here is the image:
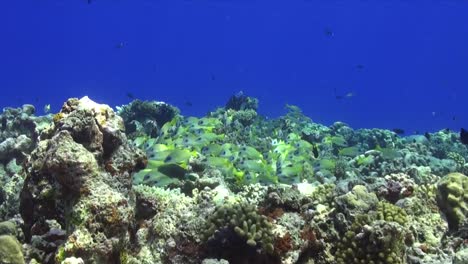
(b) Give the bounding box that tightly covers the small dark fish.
[210,73,216,81]
[334,88,353,100]
[185,101,193,107]
[334,88,342,99]
[452,116,456,121]
[126,92,135,99]
[424,132,431,140]
[460,128,468,145]
[324,28,334,37]
[312,144,319,159]
[115,42,125,49]
[87,0,92,4]
[392,128,405,135]
[356,64,364,70]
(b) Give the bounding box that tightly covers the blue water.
[1,1,467,134]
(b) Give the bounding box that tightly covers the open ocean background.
[1,0,467,134]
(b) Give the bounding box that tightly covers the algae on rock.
[19,97,146,263]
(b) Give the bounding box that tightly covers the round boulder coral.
[0,235,24,264]
[436,172,468,231]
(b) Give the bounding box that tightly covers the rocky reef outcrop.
[19,97,146,263]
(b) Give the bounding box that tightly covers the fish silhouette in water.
[324,28,334,37]
[116,42,126,49]
[334,88,354,100]
[392,128,405,135]
[460,128,468,145]
[334,88,342,99]
[126,92,135,99]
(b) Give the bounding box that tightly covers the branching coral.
[203,201,275,254]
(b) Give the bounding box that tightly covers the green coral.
[0,235,25,264]
[309,183,336,208]
[0,221,17,236]
[335,221,406,264]
[336,185,379,214]
[334,192,410,263]
[375,201,408,226]
[415,183,437,200]
[203,201,275,254]
[231,109,258,126]
[436,172,468,230]
[447,152,466,171]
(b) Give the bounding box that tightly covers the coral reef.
[0,104,52,221]
[123,94,468,263]
[203,201,275,254]
[436,172,468,231]
[0,160,24,220]
[116,99,180,139]
[334,220,407,264]
[19,97,146,263]
[0,94,466,263]
[0,104,51,162]
[225,91,258,111]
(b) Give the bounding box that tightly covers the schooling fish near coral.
[0,94,467,263]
